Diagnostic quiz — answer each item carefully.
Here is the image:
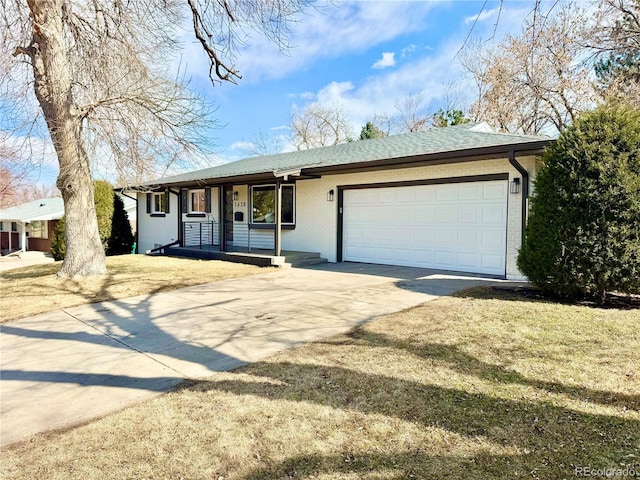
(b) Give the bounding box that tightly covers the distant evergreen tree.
[432,109,470,127]
[108,194,134,255]
[359,121,386,140]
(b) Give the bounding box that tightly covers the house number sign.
[234,201,247,208]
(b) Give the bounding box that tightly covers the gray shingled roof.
[137,123,551,187]
[0,197,64,222]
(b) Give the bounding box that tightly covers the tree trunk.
[26,0,106,276]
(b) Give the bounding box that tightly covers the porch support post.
[8,223,12,252]
[21,222,27,252]
[220,187,226,251]
[275,180,282,256]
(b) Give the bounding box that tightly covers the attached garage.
[340,175,509,276]
[130,122,551,279]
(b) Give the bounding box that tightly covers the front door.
[224,186,234,249]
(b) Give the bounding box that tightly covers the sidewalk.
[0,263,497,446]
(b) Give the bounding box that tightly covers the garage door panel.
[483,183,506,199]
[395,207,414,224]
[459,183,482,200]
[481,229,505,249]
[458,230,481,247]
[482,254,504,270]
[435,206,457,223]
[482,205,506,223]
[458,206,480,223]
[415,187,436,202]
[343,181,507,276]
[393,188,415,203]
[457,252,479,269]
[435,229,457,245]
[436,185,456,201]
[415,207,435,223]
[434,251,456,269]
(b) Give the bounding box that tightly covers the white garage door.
[343,181,508,276]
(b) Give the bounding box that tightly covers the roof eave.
[124,139,551,190]
[300,141,550,177]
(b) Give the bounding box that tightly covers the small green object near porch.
[131,242,136,254]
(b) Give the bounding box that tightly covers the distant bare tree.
[1,0,309,276]
[291,104,353,150]
[591,0,640,106]
[394,94,430,133]
[242,130,285,157]
[461,2,597,134]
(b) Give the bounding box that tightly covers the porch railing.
[183,221,220,248]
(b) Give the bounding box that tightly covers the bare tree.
[291,104,353,150]
[394,94,430,133]
[591,0,640,106]
[461,2,597,134]
[241,130,285,157]
[1,0,308,276]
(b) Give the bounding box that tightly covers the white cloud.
[401,44,417,58]
[291,38,471,135]
[230,141,255,151]
[464,7,501,24]
[372,52,396,69]
[178,1,438,84]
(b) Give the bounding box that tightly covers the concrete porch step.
[162,246,326,268]
[283,251,328,267]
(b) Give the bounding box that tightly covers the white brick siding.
[282,156,538,279]
[137,193,179,253]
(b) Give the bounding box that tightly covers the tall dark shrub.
[50,180,115,260]
[108,194,134,255]
[51,215,66,261]
[93,180,115,248]
[518,104,640,302]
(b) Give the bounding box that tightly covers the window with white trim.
[251,185,295,225]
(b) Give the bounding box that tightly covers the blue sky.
[179,0,535,164]
[18,0,540,185]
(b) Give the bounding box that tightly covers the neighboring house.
[125,123,553,279]
[0,197,64,254]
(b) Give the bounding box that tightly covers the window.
[153,193,166,213]
[190,189,205,213]
[29,221,47,239]
[251,185,295,225]
[11,222,17,232]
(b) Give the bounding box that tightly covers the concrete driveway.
[0,262,499,446]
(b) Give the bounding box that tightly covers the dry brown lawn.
[1,286,638,479]
[0,255,263,322]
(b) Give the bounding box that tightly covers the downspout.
[508,151,529,243]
